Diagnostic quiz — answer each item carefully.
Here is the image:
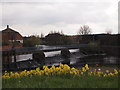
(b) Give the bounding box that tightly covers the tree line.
[23,25,119,47]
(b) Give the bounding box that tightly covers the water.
[12,54,32,62]
[8,50,119,70]
[36,45,64,50]
[12,49,79,62]
[45,49,79,57]
[11,44,119,68]
[12,48,118,65]
[10,49,80,69]
[104,57,118,64]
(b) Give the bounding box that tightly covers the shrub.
[80,42,104,54]
[61,48,70,58]
[61,48,70,65]
[32,51,45,64]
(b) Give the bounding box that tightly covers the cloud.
[1,0,119,3]
[0,0,119,35]
[2,2,112,25]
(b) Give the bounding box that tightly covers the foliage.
[61,48,70,58]
[10,41,22,46]
[2,75,118,88]
[32,51,45,64]
[2,41,10,46]
[88,42,99,49]
[2,64,119,88]
[23,35,41,47]
[2,64,119,79]
[80,42,103,54]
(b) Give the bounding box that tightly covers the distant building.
[0,25,23,50]
[44,33,79,45]
[44,32,120,45]
[45,33,64,45]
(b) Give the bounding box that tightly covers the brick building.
[0,25,23,50]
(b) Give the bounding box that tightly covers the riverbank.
[2,75,118,88]
[2,64,119,88]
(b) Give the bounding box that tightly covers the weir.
[1,45,119,71]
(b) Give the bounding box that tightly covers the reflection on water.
[12,49,79,62]
[8,48,119,70]
[44,54,119,66]
[12,54,32,62]
[45,51,61,57]
[104,57,118,64]
[5,55,118,71]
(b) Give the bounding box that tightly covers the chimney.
[7,25,9,29]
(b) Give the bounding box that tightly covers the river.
[10,45,119,69]
[12,49,79,62]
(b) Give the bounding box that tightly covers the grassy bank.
[2,75,118,88]
[2,64,119,88]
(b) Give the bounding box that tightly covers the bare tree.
[49,30,54,34]
[78,25,92,35]
[77,25,92,43]
[40,33,44,38]
[60,30,64,35]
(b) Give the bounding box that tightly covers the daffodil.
[85,64,89,70]
[2,64,119,79]
[98,68,101,71]
[106,70,109,73]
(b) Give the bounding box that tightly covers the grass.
[2,75,118,88]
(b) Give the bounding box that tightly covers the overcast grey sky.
[0,0,119,36]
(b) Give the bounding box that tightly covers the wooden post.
[12,49,17,68]
[11,32,17,68]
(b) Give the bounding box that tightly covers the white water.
[12,49,79,62]
[45,49,79,57]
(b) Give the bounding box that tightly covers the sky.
[0,0,119,36]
